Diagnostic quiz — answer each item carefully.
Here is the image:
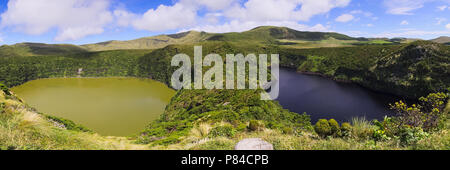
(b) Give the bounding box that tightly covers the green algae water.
[12,78,175,136]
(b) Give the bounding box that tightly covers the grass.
[149,121,449,150]
[351,117,376,141]
[1,87,449,150]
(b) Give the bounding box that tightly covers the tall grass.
[351,117,375,140]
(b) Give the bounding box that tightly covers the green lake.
[11,78,175,136]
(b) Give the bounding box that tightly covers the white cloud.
[366,24,374,27]
[132,3,198,32]
[385,0,450,15]
[335,14,354,22]
[195,0,237,11]
[350,10,378,20]
[446,23,450,29]
[114,9,137,27]
[0,0,113,41]
[122,0,237,32]
[223,0,351,22]
[384,0,425,15]
[128,0,350,33]
[350,10,373,17]
[400,20,409,25]
[437,5,448,10]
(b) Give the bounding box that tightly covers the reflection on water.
[277,68,401,123]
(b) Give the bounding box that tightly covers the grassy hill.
[81,31,212,51]
[80,26,392,51]
[432,36,450,44]
[0,43,87,57]
[0,26,425,54]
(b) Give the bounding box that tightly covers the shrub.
[0,83,11,95]
[399,126,428,145]
[208,125,236,138]
[314,119,331,137]
[328,119,341,137]
[373,129,390,141]
[390,93,448,131]
[341,122,352,137]
[248,120,264,131]
[45,115,91,132]
[236,123,247,132]
[282,126,294,134]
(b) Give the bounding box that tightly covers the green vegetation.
[314,119,331,137]
[0,49,153,87]
[0,43,87,57]
[0,26,448,150]
[135,89,311,145]
[0,82,448,150]
[281,41,450,98]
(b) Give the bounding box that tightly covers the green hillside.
[80,26,371,51]
[1,40,448,99]
[0,43,87,57]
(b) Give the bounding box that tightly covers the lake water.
[277,68,400,123]
[12,78,175,136]
[11,70,401,136]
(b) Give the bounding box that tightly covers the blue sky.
[0,0,449,45]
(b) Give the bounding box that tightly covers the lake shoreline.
[11,77,176,136]
[284,67,412,101]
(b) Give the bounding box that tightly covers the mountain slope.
[0,43,87,57]
[81,26,361,51]
[431,36,450,44]
[81,31,212,51]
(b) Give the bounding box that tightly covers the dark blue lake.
[277,68,401,123]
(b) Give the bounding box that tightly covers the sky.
[0,0,449,45]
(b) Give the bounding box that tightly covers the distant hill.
[431,36,450,44]
[81,26,359,51]
[0,43,87,57]
[1,26,447,54]
[81,31,212,51]
[206,26,356,42]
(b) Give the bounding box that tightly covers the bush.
[45,115,91,132]
[341,122,352,137]
[390,93,448,131]
[282,126,294,134]
[236,123,247,132]
[208,125,236,138]
[0,83,10,95]
[248,120,264,131]
[399,126,428,145]
[328,119,341,137]
[314,119,331,137]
